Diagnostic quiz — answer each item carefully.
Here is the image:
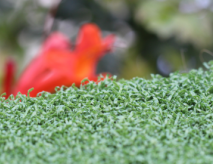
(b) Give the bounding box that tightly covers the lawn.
[1,62,213,163]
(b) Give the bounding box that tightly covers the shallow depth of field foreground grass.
[2,63,213,163]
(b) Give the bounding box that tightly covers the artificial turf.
[1,62,213,163]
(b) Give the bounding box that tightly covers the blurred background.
[1,0,213,91]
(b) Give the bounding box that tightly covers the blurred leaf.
[135,0,213,47]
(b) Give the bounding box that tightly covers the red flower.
[3,23,115,98]
[2,58,15,97]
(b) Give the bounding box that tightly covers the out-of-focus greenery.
[135,0,213,48]
[0,0,213,84]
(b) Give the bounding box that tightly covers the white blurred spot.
[180,0,212,13]
[38,0,61,8]
[195,0,211,9]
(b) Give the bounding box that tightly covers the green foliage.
[2,63,213,163]
[135,0,213,47]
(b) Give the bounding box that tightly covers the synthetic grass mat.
[2,62,213,163]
